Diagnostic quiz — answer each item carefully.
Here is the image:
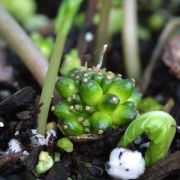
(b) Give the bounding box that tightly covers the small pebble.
[0,122,4,127]
[84,32,94,42]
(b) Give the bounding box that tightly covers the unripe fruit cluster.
[54,66,139,136]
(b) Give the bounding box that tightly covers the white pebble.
[0,122,4,127]
[106,147,145,180]
[14,131,19,136]
[7,139,22,153]
[84,32,94,42]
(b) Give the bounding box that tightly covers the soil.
[1,1,180,180]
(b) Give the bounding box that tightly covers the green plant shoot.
[118,111,176,166]
[37,0,83,135]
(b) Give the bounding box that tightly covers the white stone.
[84,32,94,42]
[106,147,145,180]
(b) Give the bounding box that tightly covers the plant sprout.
[118,111,176,166]
[36,151,54,174]
[57,137,74,153]
[37,0,83,135]
[60,49,81,76]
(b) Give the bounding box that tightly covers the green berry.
[62,116,84,136]
[101,78,113,93]
[54,101,73,119]
[91,112,112,132]
[56,77,78,98]
[112,102,138,126]
[80,79,103,105]
[108,79,135,104]
[98,93,120,113]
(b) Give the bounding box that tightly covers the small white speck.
[140,142,150,149]
[0,122,4,127]
[84,32,94,42]
[70,106,74,110]
[85,106,91,111]
[14,131,19,136]
[177,126,180,133]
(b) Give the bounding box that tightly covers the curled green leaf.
[118,111,176,166]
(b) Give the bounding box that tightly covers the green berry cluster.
[54,66,140,136]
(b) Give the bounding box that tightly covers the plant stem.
[95,0,112,53]
[122,0,141,81]
[37,34,66,135]
[0,7,48,86]
[37,0,83,135]
[140,18,180,93]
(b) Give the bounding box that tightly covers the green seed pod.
[91,111,112,132]
[54,101,73,119]
[98,93,120,113]
[112,102,138,126]
[56,77,78,98]
[57,137,74,153]
[101,78,113,93]
[118,111,176,166]
[93,73,104,85]
[107,79,135,104]
[80,79,103,105]
[127,91,142,108]
[62,116,84,136]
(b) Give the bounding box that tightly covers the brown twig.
[140,18,180,93]
[0,7,48,87]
